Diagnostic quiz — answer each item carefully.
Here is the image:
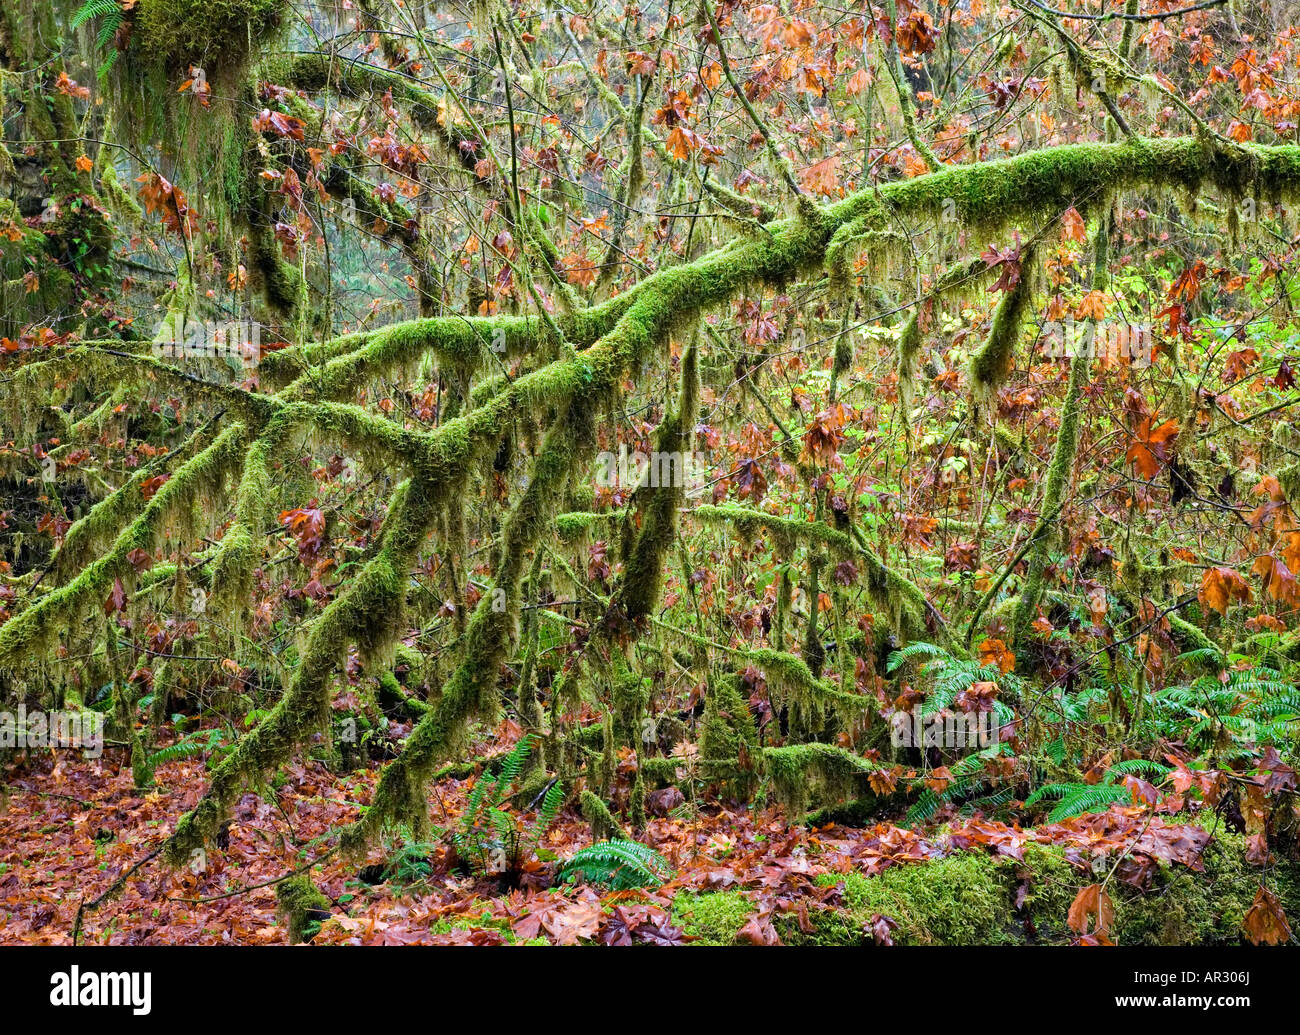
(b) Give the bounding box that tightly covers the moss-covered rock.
[776,829,1300,945]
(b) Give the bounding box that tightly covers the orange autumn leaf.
[1243,886,1291,945]
[1067,884,1114,940]
[1199,566,1253,615]
[1074,290,1108,321]
[977,638,1015,674]
[1126,417,1179,479]
[1251,554,1300,606]
[1061,206,1086,243]
[799,155,841,197]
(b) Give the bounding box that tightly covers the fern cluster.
[1055,653,1299,762]
[1025,758,1171,822]
[71,0,126,80]
[887,642,1021,823]
[556,840,673,890]
[886,641,1020,728]
[142,727,229,781]
[450,735,563,876]
[1147,660,1300,760]
[905,743,1014,824]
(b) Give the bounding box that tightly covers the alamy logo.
[594,445,709,497]
[0,705,102,758]
[153,314,261,369]
[1040,318,1152,367]
[891,705,998,749]
[49,967,151,1015]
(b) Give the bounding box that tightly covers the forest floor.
[0,719,1274,946]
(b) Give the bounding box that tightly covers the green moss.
[376,670,427,717]
[671,891,756,945]
[130,734,152,790]
[791,849,1032,945]
[275,874,331,944]
[835,137,1300,239]
[763,743,879,819]
[781,828,1300,945]
[133,0,288,76]
[428,905,518,941]
[969,253,1036,398]
[553,511,613,543]
[579,789,625,841]
[1110,825,1300,946]
[699,674,758,796]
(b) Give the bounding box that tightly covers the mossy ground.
[671,827,1299,946]
[671,890,756,945]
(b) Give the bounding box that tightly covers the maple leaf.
[126,548,152,572]
[734,912,782,945]
[1122,773,1159,806]
[895,11,937,55]
[981,236,1022,294]
[732,458,769,502]
[847,67,872,94]
[1251,554,1299,606]
[136,172,197,238]
[104,577,127,615]
[140,474,170,501]
[1125,417,1179,479]
[1155,302,1191,339]
[1074,290,1107,321]
[561,251,598,288]
[1198,566,1253,615]
[800,407,849,465]
[977,638,1015,674]
[1223,347,1259,382]
[1168,260,1207,303]
[1243,885,1291,945]
[799,155,841,197]
[869,913,898,945]
[1060,206,1086,243]
[956,679,1000,712]
[279,506,327,565]
[252,109,306,141]
[1067,884,1114,940]
[540,898,603,945]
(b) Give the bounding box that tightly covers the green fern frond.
[535,779,564,835]
[1102,758,1170,783]
[557,839,673,890]
[1047,785,1128,822]
[71,0,121,30]
[1176,646,1226,667]
[886,640,948,673]
[145,740,208,767]
[904,745,1006,825]
[1025,779,1129,821]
